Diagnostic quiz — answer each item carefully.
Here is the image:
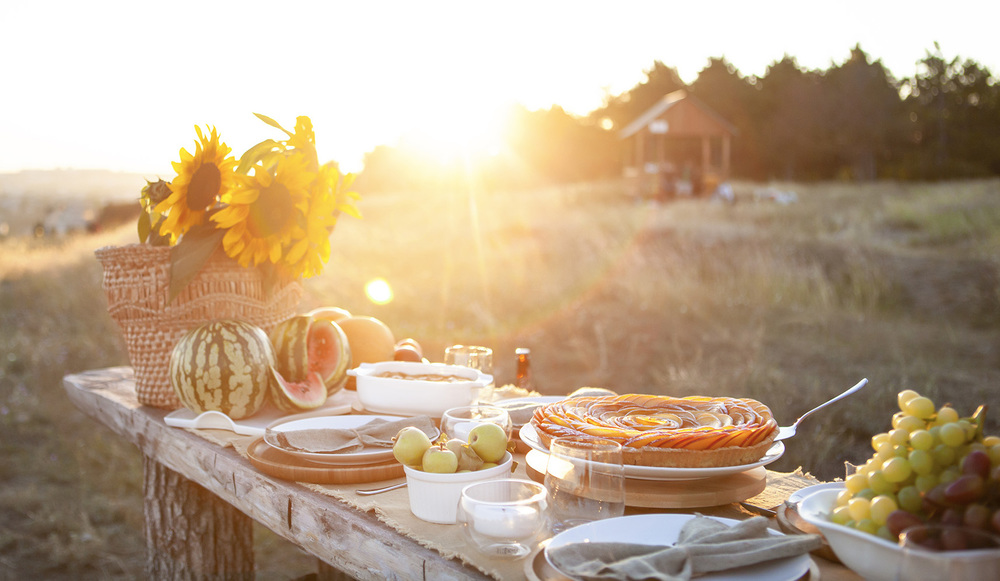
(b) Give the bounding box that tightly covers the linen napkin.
[269,415,437,454]
[545,515,822,581]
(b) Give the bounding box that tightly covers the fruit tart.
[530,393,778,468]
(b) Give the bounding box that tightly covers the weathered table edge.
[64,367,490,581]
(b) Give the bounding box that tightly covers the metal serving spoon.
[356,482,408,496]
[775,378,868,441]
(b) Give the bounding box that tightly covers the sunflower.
[281,165,337,278]
[287,116,318,170]
[212,152,315,269]
[156,125,237,242]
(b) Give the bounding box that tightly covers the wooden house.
[619,90,738,198]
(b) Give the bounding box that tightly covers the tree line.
[356,44,999,192]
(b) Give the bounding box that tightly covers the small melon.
[338,316,395,365]
[338,316,395,389]
[308,306,352,323]
[269,368,328,413]
[169,320,274,420]
[270,315,351,396]
[307,318,351,394]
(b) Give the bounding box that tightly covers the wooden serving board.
[246,438,404,484]
[524,450,766,509]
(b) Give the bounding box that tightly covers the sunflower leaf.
[138,211,151,243]
[254,113,293,137]
[237,139,281,175]
[167,225,225,303]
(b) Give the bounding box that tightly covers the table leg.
[143,456,254,579]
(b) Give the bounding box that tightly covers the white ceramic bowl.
[403,451,513,524]
[798,487,902,581]
[348,361,492,417]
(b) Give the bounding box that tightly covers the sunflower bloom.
[287,116,318,170]
[281,165,340,278]
[212,153,315,269]
[156,126,237,242]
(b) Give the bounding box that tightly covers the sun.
[407,102,510,165]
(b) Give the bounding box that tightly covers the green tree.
[599,61,688,132]
[756,56,828,180]
[689,56,766,179]
[822,45,905,180]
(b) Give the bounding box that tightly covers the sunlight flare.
[365,278,394,305]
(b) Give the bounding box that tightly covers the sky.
[1,0,997,176]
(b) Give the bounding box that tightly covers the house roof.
[618,90,739,140]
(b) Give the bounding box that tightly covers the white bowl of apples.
[394,423,513,524]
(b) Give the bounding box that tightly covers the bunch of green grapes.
[829,390,1000,544]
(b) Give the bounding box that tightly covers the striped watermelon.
[169,320,274,419]
[270,314,351,395]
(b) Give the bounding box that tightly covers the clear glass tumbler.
[459,478,548,559]
[543,437,625,534]
[442,404,512,442]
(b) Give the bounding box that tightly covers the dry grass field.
[2,178,998,578]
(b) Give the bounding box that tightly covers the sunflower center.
[188,162,222,211]
[249,181,296,238]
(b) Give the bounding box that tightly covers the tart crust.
[530,394,779,468]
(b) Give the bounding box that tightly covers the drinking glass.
[543,437,625,533]
[897,525,1000,581]
[444,345,494,401]
[441,405,512,442]
[458,478,548,558]
[444,345,493,374]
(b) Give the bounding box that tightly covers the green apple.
[468,422,507,463]
[392,426,432,466]
[421,444,459,473]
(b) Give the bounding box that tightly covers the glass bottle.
[515,347,532,390]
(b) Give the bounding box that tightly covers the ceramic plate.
[787,481,844,505]
[163,389,355,437]
[264,415,439,465]
[545,514,811,581]
[518,423,784,481]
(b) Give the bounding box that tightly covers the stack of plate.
[247,415,439,484]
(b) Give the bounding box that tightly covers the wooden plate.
[524,450,766,509]
[246,437,404,484]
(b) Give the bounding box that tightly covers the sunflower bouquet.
[139,114,360,300]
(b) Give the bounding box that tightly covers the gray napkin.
[546,515,822,581]
[494,400,543,426]
[270,415,436,454]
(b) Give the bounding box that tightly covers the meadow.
[2,178,998,578]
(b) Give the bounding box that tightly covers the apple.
[392,426,432,466]
[468,423,507,463]
[422,444,459,473]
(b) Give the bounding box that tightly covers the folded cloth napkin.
[494,400,542,426]
[269,415,437,454]
[545,515,822,581]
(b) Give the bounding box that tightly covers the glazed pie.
[530,394,778,468]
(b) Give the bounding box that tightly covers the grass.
[2,177,999,578]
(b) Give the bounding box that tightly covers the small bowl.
[348,361,492,417]
[403,451,513,524]
[798,486,902,581]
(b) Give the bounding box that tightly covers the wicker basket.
[95,243,303,409]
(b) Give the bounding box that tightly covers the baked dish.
[529,394,778,468]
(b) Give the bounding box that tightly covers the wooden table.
[64,367,861,580]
